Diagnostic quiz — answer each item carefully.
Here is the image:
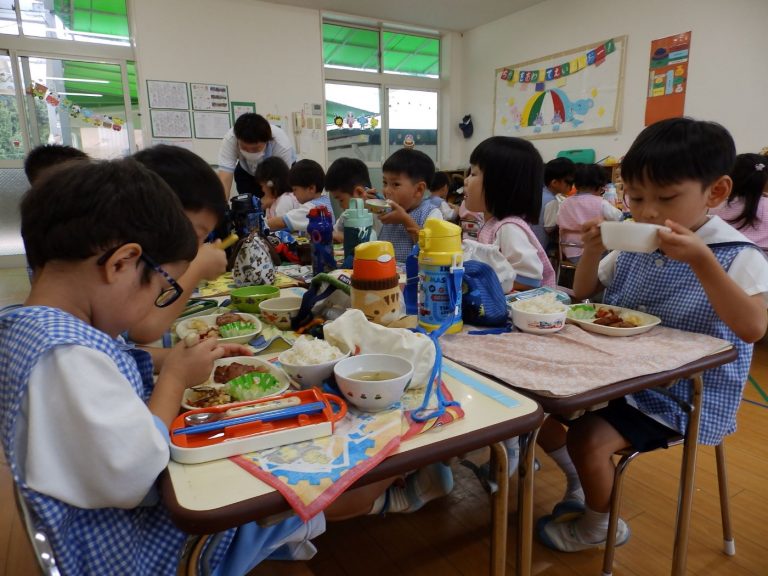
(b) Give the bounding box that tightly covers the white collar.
[695,215,754,245]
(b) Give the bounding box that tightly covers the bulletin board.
[493,36,627,140]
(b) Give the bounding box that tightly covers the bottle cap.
[342,198,373,229]
[352,241,397,281]
[418,220,462,253]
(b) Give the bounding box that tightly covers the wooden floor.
[1,268,766,575]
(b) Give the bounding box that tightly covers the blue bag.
[461,260,508,326]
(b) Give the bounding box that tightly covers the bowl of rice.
[508,293,567,335]
[278,336,350,388]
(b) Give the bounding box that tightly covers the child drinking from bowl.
[266,159,334,233]
[0,158,395,575]
[254,156,301,218]
[538,118,768,552]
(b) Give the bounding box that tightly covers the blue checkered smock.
[603,242,759,445]
[380,199,439,262]
[0,306,234,575]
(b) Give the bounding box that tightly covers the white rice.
[281,336,345,365]
[512,293,567,314]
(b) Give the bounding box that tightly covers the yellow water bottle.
[418,220,463,334]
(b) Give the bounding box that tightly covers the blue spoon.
[173,401,325,436]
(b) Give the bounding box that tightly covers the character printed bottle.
[341,198,375,269]
[350,241,402,326]
[307,205,336,276]
[418,220,463,334]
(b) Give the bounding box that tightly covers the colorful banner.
[26,81,125,131]
[644,31,691,126]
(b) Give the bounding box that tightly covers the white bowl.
[259,296,303,330]
[365,198,392,215]
[509,301,567,335]
[600,221,670,253]
[175,312,262,345]
[334,354,414,412]
[278,341,350,388]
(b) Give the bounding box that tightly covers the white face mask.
[239,149,265,162]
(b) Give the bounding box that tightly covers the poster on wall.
[146,80,189,110]
[193,111,231,139]
[191,83,229,111]
[231,101,256,124]
[150,109,192,138]
[494,36,627,139]
[644,31,691,126]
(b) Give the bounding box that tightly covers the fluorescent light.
[57,92,102,97]
[44,76,109,84]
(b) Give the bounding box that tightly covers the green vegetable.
[227,372,280,400]
[567,304,596,320]
[218,321,258,338]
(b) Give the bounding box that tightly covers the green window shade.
[382,32,439,77]
[323,24,378,73]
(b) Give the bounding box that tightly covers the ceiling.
[262,0,545,33]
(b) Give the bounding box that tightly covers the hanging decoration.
[27,81,124,131]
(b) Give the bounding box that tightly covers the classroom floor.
[0,268,766,575]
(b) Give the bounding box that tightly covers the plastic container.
[350,241,401,325]
[417,220,464,334]
[306,205,336,276]
[342,198,375,268]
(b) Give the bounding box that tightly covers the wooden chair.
[556,228,581,286]
[601,381,735,576]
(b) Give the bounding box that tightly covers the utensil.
[173,401,326,436]
[183,396,300,426]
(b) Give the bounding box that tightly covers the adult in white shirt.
[217,113,296,198]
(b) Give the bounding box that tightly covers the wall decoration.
[27,81,124,131]
[146,80,189,109]
[192,111,231,139]
[644,31,691,126]
[231,101,255,124]
[191,82,229,111]
[150,109,192,138]
[493,36,627,139]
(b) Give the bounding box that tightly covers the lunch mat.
[441,324,731,397]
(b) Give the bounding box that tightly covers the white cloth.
[598,216,768,305]
[462,239,516,293]
[489,222,544,285]
[282,193,334,232]
[24,346,170,509]
[543,194,567,230]
[217,125,295,175]
[437,200,457,221]
[268,192,301,219]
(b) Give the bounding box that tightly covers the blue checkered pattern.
[0,306,234,575]
[604,242,759,445]
[379,199,437,262]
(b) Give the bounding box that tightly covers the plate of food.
[175,312,262,345]
[182,356,291,410]
[566,304,661,337]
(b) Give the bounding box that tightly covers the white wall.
[131,0,326,166]
[459,0,768,161]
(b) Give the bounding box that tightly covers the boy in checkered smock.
[0,159,392,575]
[538,118,768,553]
[377,148,443,262]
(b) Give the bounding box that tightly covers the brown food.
[216,312,245,326]
[213,362,267,384]
[593,307,639,328]
[187,386,231,408]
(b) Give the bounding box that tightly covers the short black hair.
[469,136,543,223]
[382,148,435,187]
[24,144,88,184]
[233,113,272,144]
[622,117,736,189]
[324,157,372,194]
[254,156,291,196]
[544,157,576,186]
[573,163,607,191]
[288,159,325,192]
[21,158,198,278]
[430,171,451,192]
[723,153,768,229]
[133,145,226,222]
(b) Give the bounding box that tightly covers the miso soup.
[349,370,399,382]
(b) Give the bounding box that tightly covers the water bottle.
[418,220,464,334]
[306,205,336,276]
[342,198,375,268]
[351,241,401,325]
[603,183,618,208]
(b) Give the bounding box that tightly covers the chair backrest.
[555,228,581,285]
[556,149,596,164]
[13,485,61,575]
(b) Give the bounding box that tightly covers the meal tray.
[170,388,346,464]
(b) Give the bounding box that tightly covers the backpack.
[461,260,508,326]
[291,270,352,331]
[232,231,276,286]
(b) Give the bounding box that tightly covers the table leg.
[489,441,509,576]
[672,372,704,576]
[516,428,540,576]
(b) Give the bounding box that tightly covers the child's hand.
[219,343,254,358]
[192,242,227,280]
[378,199,408,225]
[364,187,380,200]
[580,218,605,256]
[657,219,711,265]
[162,337,226,389]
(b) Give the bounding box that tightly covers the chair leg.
[715,442,736,556]
[601,451,641,576]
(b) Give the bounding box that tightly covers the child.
[266,159,333,232]
[556,163,623,262]
[428,171,459,221]
[325,157,376,243]
[24,143,88,184]
[254,156,301,218]
[129,145,229,344]
[0,158,398,575]
[378,148,442,262]
[539,118,768,552]
[541,157,577,243]
[710,153,768,249]
[463,136,555,289]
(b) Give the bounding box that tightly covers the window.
[13,0,130,45]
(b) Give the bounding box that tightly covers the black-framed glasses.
[97,245,183,308]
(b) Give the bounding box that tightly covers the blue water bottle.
[342,198,375,268]
[307,205,336,276]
